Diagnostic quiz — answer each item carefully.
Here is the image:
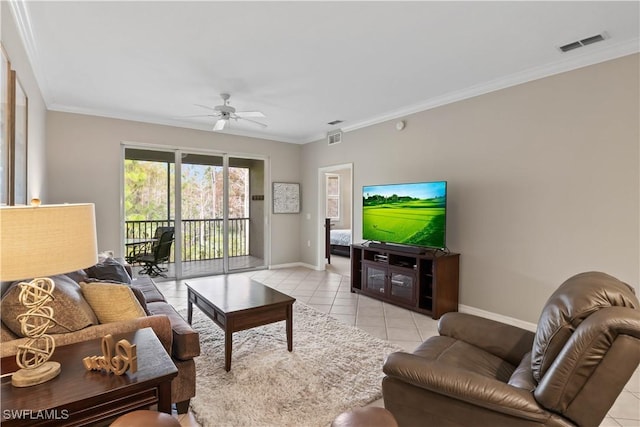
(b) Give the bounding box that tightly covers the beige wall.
[1,2,48,202]
[337,168,352,230]
[300,54,639,323]
[46,112,301,265]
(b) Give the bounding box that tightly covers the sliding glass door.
[123,147,266,278]
[179,152,225,276]
[123,148,176,278]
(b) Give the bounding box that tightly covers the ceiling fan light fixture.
[198,93,267,131]
[213,119,227,131]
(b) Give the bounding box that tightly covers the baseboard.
[269,262,321,271]
[458,304,537,332]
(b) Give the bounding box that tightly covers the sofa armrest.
[146,302,200,360]
[383,352,549,422]
[438,312,535,366]
[170,317,200,361]
[0,315,173,358]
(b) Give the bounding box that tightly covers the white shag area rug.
[183,302,403,427]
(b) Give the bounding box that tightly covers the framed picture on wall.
[10,70,27,205]
[0,45,9,205]
[273,182,300,214]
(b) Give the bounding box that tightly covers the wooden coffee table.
[186,275,296,371]
[0,327,177,426]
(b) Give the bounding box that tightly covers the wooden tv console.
[351,243,460,319]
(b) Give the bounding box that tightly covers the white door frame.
[316,163,353,269]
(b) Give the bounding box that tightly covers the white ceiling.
[11,1,640,144]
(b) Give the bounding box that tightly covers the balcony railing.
[125,219,249,262]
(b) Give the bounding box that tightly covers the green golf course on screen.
[362,181,447,249]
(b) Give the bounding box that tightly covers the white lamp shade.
[0,203,98,281]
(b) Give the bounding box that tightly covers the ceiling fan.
[193,93,266,131]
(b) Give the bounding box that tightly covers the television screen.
[363,181,447,249]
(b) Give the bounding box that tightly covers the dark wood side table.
[186,275,296,371]
[1,327,178,426]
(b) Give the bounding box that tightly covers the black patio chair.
[134,226,175,277]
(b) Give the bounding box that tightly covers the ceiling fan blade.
[194,103,219,112]
[213,119,227,131]
[238,117,268,128]
[181,114,217,118]
[235,111,266,118]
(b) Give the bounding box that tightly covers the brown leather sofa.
[382,271,640,427]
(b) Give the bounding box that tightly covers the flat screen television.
[362,181,447,250]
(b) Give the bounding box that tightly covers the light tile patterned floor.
[155,260,640,427]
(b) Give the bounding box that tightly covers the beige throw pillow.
[80,282,146,324]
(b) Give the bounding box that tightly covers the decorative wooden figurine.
[83,334,137,375]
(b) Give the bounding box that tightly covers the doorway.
[122,146,267,279]
[316,163,353,271]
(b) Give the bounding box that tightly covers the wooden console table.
[1,328,177,426]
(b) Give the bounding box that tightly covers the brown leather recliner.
[382,271,640,427]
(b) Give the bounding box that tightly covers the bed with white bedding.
[330,228,352,247]
[325,219,351,262]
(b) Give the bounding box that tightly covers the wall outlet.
[307,240,311,247]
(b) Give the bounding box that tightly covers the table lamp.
[0,203,98,387]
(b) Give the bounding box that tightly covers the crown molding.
[9,0,52,104]
[341,39,640,134]
[300,131,333,145]
[48,103,302,145]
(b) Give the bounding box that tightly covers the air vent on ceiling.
[327,130,342,146]
[327,120,343,126]
[559,33,606,53]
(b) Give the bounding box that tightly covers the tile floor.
[155,260,640,427]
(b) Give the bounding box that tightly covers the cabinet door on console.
[363,262,386,296]
[388,268,417,305]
